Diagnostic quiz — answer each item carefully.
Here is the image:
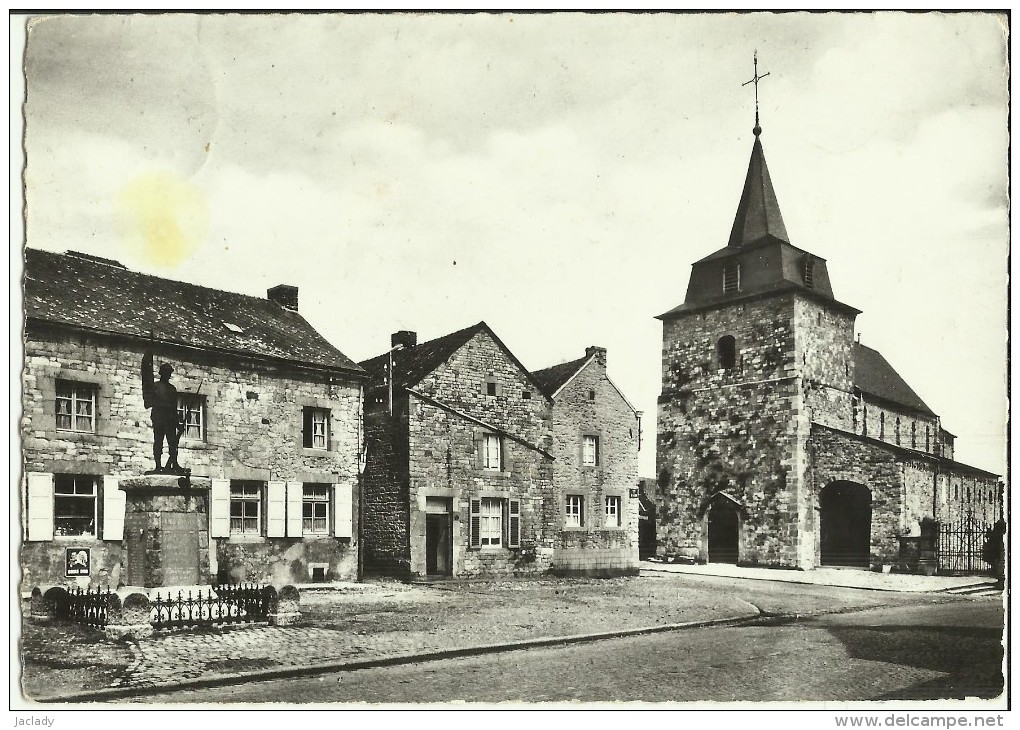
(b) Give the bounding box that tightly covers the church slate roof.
[853,342,935,417]
[531,355,590,398]
[24,248,364,375]
[727,134,790,248]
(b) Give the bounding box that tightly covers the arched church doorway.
[819,481,872,567]
[707,497,740,564]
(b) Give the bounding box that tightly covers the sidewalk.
[640,560,998,593]
[20,575,760,703]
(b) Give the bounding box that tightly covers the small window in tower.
[895,417,900,445]
[717,335,737,370]
[722,263,740,294]
[911,422,917,449]
[802,257,815,289]
[879,412,885,439]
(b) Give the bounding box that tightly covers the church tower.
[655,85,860,568]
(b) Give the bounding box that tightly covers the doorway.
[707,497,740,564]
[820,481,872,567]
[424,497,452,577]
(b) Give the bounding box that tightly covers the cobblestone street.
[19,573,1000,703]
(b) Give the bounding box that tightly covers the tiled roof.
[24,248,363,375]
[853,342,934,416]
[360,321,552,399]
[360,322,485,388]
[531,355,589,398]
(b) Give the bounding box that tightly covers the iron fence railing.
[64,586,112,628]
[150,583,273,630]
[936,515,992,574]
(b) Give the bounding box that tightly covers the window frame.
[582,434,600,467]
[53,474,98,539]
[565,494,585,528]
[302,406,330,450]
[605,494,623,528]
[176,393,206,441]
[229,481,263,536]
[55,379,98,434]
[482,433,502,471]
[302,484,331,536]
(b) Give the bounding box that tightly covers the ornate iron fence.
[151,583,273,630]
[936,515,992,574]
[64,586,112,628]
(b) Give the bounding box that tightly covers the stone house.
[533,347,642,575]
[655,126,1002,570]
[359,323,556,578]
[21,248,365,589]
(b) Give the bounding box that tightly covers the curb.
[28,608,761,704]
[639,566,994,594]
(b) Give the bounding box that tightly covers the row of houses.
[20,247,641,589]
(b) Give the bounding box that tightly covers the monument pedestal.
[120,474,212,589]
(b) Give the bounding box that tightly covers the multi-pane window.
[478,497,502,547]
[302,408,329,449]
[177,395,205,440]
[468,497,521,549]
[483,434,502,471]
[302,485,330,535]
[53,474,97,537]
[55,380,97,433]
[582,435,599,466]
[565,495,585,527]
[230,482,262,535]
[605,495,622,527]
[722,263,740,294]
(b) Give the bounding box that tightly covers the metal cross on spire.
[742,51,770,136]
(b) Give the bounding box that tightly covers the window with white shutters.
[230,482,262,535]
[53,474,98,538]
[303,484,330,535]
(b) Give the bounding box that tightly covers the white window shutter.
[266,481,286,538]
[209,479,231,538]
[286,481,303,537]
[102,476,125,541]
[26,472,54,541]
[333,482,353,538]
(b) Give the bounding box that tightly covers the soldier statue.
[142,334,186,474]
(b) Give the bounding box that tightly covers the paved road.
[135,594,1004,705]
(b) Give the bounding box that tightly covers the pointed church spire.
[728,54,789,248]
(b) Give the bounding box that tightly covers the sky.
[14,12,1009,476]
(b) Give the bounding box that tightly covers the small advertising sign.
[629,488,640,498]
[64,547,91,577]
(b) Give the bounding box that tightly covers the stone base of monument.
[119,474,212,589]
[267,585,302,626]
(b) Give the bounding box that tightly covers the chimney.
[585,346,607,366]
[391,330,418,350]
[267,284,299,312]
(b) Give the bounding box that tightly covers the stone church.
[655,124,1002,570]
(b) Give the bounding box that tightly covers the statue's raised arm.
[142,334,155,410]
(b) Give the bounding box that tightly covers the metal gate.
[936,514,991,574]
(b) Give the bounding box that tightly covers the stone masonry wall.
[361,409,411,576]
[809,427,905,564]
[657,294,803,567]
[22,326,362,587]
[548,356,640,576]
[408,331,555,577]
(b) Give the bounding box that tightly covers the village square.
[13,12,1008,708]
